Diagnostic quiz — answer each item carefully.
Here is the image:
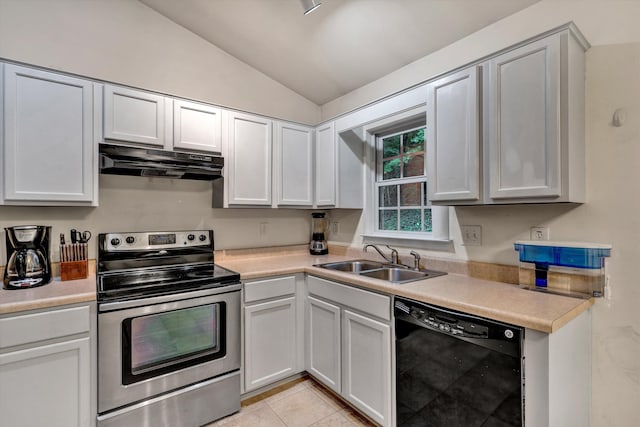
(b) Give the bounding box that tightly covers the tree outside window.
[376,127,432,233]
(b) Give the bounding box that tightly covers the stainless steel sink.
[359,267,446,283]
[315,259,386,273]
[314,260,446,284]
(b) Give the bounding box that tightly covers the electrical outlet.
[461,225,482,246]
[260,222,267,235]
[530,226,549,241]
[332,222,339,234]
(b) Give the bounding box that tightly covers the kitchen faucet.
[409,250,421,270]
[363,244,399,265]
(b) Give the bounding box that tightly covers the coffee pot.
[3,225,52,289]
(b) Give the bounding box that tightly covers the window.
[360,106,449,245]
[376,126,432,233]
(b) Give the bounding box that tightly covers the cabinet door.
[315,122,336,206]
[244,297,297,391]
[0,337,91,427]
[173,99,222,153]
[342,309,391,426]
[306,296,341,393]
[275,122,313,206]
[427,66,481,202]
[227,112,272,205]
[104,84,168,147]
[488,35,561,200]
[3,65,95,203]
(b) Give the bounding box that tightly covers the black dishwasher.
[394,297,524,427]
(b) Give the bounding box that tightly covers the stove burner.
[96,230,240,302]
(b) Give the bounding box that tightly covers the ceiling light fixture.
[300,0,322,15]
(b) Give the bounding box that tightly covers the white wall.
[326,2,640,426]
[0,175,313,263]
[0,0,318,263]
[0,0,321,125]
[321,0,640,120]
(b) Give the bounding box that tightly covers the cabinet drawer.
[0,305,90,349]
[307,276,390,321]
[244,276,296,303]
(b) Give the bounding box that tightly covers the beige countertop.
[0,250,593,333]
[0,275,96,315]
[217,252,593,333]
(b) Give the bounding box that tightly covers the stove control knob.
[125,236,135,244]
[199,234,207,242]
[187,234,195,241]
[111,238,121,247]
[504,329,514,339]
[410,309,421,320]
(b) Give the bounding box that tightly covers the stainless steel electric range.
[96,230,241,427]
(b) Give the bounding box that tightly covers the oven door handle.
[98,283,242,312]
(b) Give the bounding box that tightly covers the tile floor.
[206,377,377,427]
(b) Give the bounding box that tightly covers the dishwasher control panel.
[395,298,520,344]
[408,306,489,338]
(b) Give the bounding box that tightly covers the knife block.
[60,260,88,281]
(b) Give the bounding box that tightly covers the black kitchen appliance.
[96,230,241,427]
[3,225,52,289]
[99,143,226,208]
[310,212,328,255]
[395,296,524,426]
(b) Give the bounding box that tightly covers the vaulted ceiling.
[139,0,540,105]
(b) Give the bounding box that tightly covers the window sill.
[362,233,453,250]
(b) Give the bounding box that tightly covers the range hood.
[99,144,223,180]
[99,143,225,208]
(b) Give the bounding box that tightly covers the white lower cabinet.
[0,304,94,427]
[307,296,341,393]
[243,275,304,393]
[342,309,391,424]
[306,276,392,426]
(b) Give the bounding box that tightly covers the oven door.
[98,285,241,413]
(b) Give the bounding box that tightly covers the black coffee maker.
[3,225,52,289]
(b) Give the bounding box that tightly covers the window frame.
[375,124,430,235]
[361,107,450,247]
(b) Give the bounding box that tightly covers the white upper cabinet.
[488,35,561,200]
[2,64,97,205]
[486,28,587,203]
[227,111,273,205]
[428,24,587,205]
[315,122,336,206]
[103,84,168,148]
[275,122,313,206]
[103,85,222,154]
[173,99,222,153]
[426,66,481,203]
